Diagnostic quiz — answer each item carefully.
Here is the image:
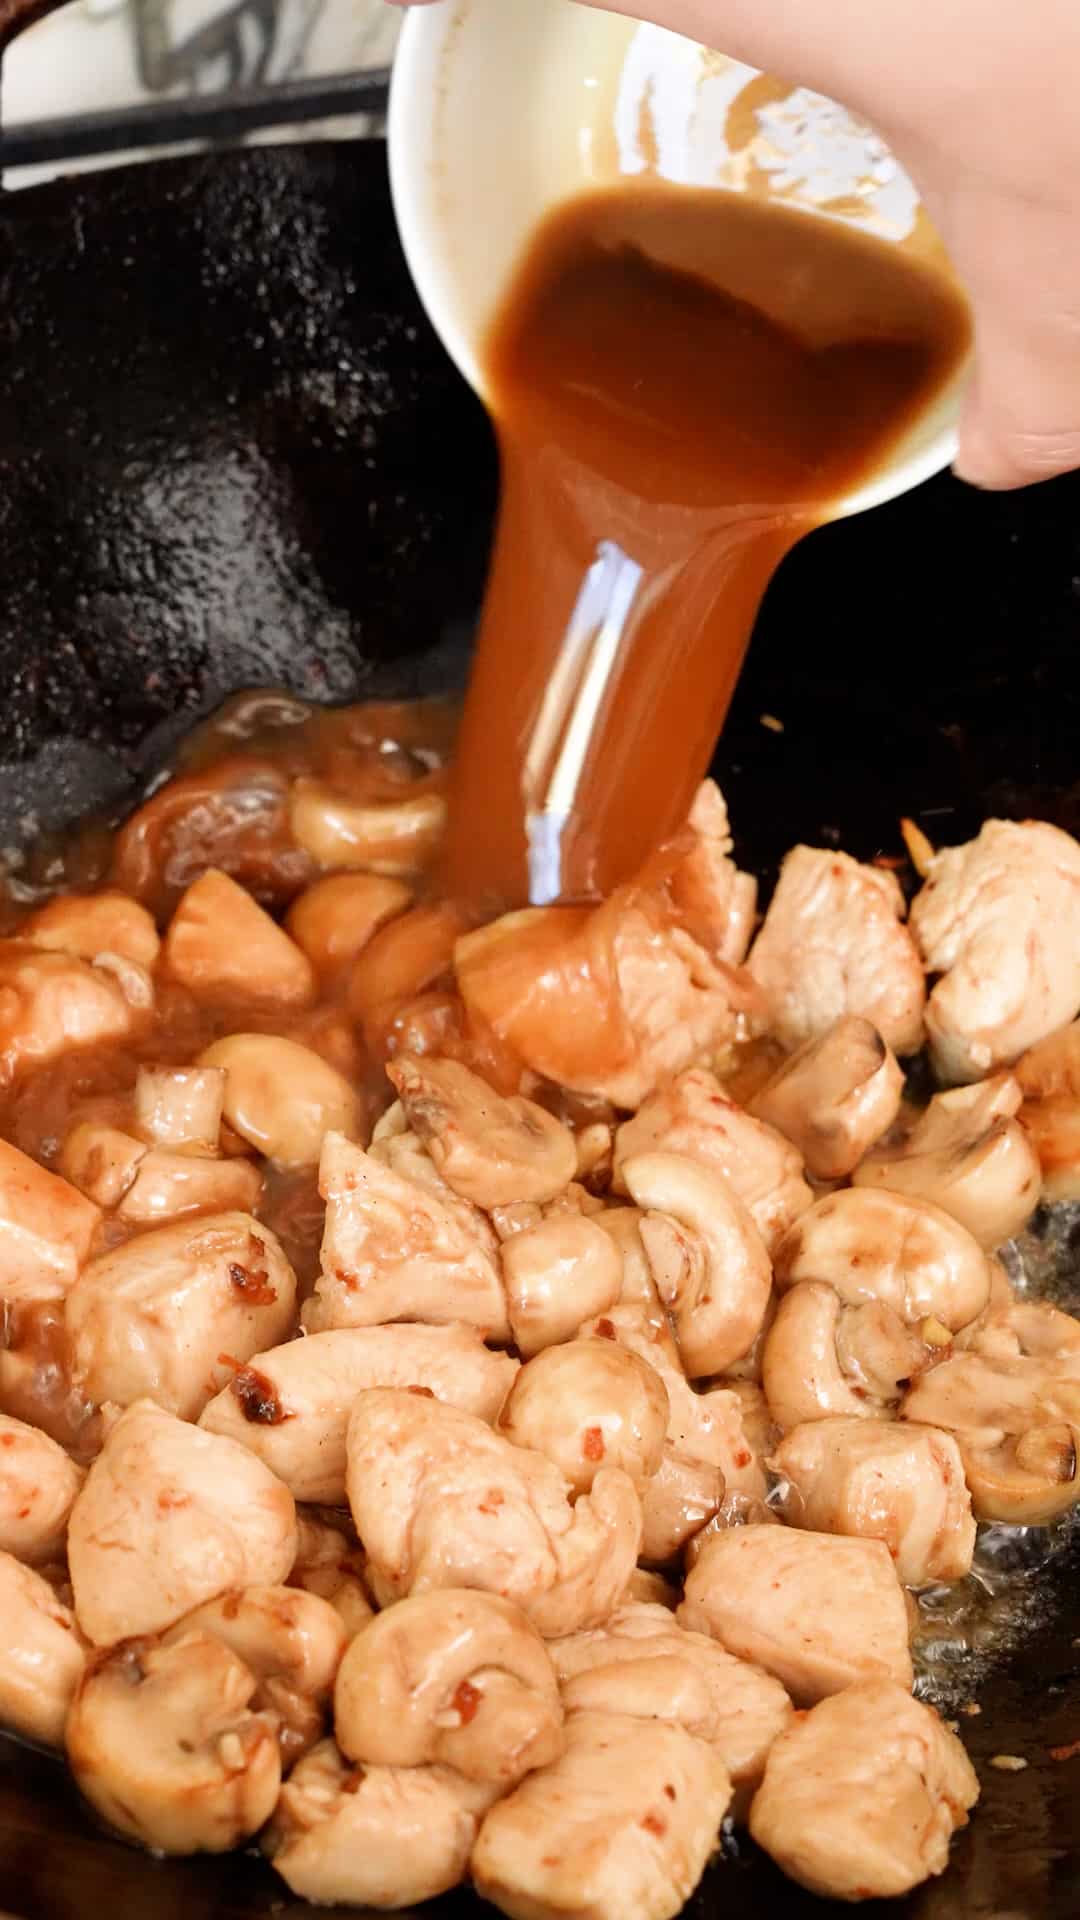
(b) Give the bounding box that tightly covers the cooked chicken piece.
[335,1589,562,1785]
[67,1633,280,1853]
[0,1140,100,1304]
[163,868,316,1005]
[288,777,446,876]
[550,1600,792,1800]
[65,1212,297,1420]
[200,1323,518,1503]
[613,1068,812,1252]
[345,1389,641,1637]
[959,1290,1080,1369]
[747,848,925,1056]
[197,1033,360,1169]
[663,781,757,966]
[0,1551,86,1745]
[288,1517,375,1635]
[762,1282,930,1431]
[901,1341,1080,1523]
[749,1680,978,1900]
[266,1737,493,1907]
[61,1112,262,1222]
[304,1131,509,1339]
[909,818,1080,1082]
[854,1074,1040,1249]
[23,889,161,969]
[58,1120,150,1212]
[772,1418,975,1584]
[639,1451,725,1563]
[0,1412,82,1563]
[285,872,412,981]
[1018,1097,1080,1203]
[749,1017,903,1181]
[348,899,470,1055]
[68,1398,297,1643]
[497,1340,668,1495]
[1017,1016,1080,1101]
[387,1053,577,1207]
[472,1708,731,1920]
[679,1525,913,1703]
[0,941,148,1084]
[166,1584,347,1766]
[775,1188,991,1334]
[501,1216,622,1358]
[620,1152,772,1377]
[134,1064,226,1150]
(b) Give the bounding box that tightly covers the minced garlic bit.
[921,1316,953,1350]
[759,713,784,733]
[989,1754,1028,1773]
[900,816,936,877]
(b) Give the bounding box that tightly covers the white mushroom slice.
[549,1600,792,1799]
[1017,1017,1080,1100]
[335,1590,562,1785]
[613,1067,812,1252]
[853,1074,1040,1248]
[747,847,926,1055]
[134,1065,226,1151]
[771,1417,975,1584]
[910,818,1080,1082]
[285,872,413,980]
[266,1738,491,1908]
[0,1551,86,1746]
[163,868,315,1005]
[621,1151,772,1377]
[288,778,447,876]
[749,1681,978,1900]
[0,1139,100,1304]
[23,889,161,969]
[496,1340,667,1495]
[68,1398,297,1644]
[304,1132,508,1339]
[679,1525,913,1703]
[774,1187,991,1333]
[1018,1098,1080,1202]
[67,1633,281,1854]
[501,1216,622,1359]
[639,1451,724,1563]
[197,1034,360,1169]
[961,1292,1080,1370]
[900,1344,1080,1522]
[593,1208,668,1318]
[166,1585,347,1766]
[0,1412,82,1564]
[386,1053,577,1207]
[345,1389,641,1637]
[472,1709,731,1920]
[748,1016,903,1181]
[200,1324,518,1504]
[762,1283,929,1432]
[65,1213,297,1420]
[0,942,145,1084]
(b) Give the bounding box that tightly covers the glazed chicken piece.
[386,1053,577,1207]
[774,1187,992,1334]
[771,1417,975,1584]
[65,1212,298,1420]
[749,1681,979,1900]
[67,1634,281,1854]
[23,888,161,970]
[762,1282,930,1432]
[200,1323,518,1504]
[304,1131,509,1339]
[61,1119,263,1224]
[679,1525,913,1703]
[0,1139,100,1304]
[0,1412,82,1564]
[163,867,316,1005]
[165,1585,348,1767]
[748,1016,904,1182]
[612,1067,812,1252]
[909,818,1080,1082]
[335,1589,563,1785]
[746,847,925,1056]
[497,1339,668,1496]
[345,1388,641,1636]
[266,1737,495,1908]
[853,1073,1041,1249]
[500,1215,622,1358]
[471,1708,731,1920]
[0,1550,87,1746]
[68,1398,297,1644]
[663,780,757,965]
[0,940,150,1085]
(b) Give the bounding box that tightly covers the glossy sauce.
[442,184,971,908]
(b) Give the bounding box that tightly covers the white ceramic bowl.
[389,0,971,519]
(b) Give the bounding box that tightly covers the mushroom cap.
[749,1016,903,1181]
[501,1216,622,1359]
[853,1074,1040,1249]
[387,1053,577,1207]
[762,1282,928,1431]
[774,1187,991,1333]
[497,1339,668,1493]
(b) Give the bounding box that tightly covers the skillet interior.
[0,141,1080,1920]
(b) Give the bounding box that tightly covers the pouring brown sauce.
[442,182,971,909]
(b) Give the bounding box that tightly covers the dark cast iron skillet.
[1,67,1080,1920]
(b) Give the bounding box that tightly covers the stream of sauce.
[442,183,971,909]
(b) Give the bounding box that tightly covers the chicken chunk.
[749,1681,978,1900]
[613,1068,812,1252]
[775,1188,992,1334]
[387,1053,577,1207]
[304,1132,508,1339]
[68,1399,297,1643]
[23,889,161,969]
[166,1585,347,1766]
[747,848,925,1055]
[748,1017,903,1182]
[471,1709,731,1920]
[0,1550,86,1746]
[0,1139,100,1304]
[0,941,147,1084]
[663,780,757,965]
[497,1340,668,1495]
[679,1525,913,1703]
[345,1389,641,1636]
[65,1213,298,1420]
[910,818,1080,1082]
[771,1418,975,1584]
[163,868,315,1006]
[0,1412,82,1564]
[200,1324,518,1504]
[853,1074,1041,1249]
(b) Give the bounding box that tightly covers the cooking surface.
[1,140,1080,1919]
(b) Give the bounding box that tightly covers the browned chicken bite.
[0,1412,82,1564]
[0,1550,87,1746]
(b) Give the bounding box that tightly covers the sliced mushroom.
[163,868,315,1006]
[500,1216,622,1359]
[348,901,469,1057]
[0,1551,86,1746]
[749,1681,978,1900]
[285,872,412,981]
[386,1053,577,1208]
[762,1282,930,1432]
[66,1633,281,1853]
[288,779,446,876]
[748,1016,903,1181]
[774,1187,992,1334]
[335,1590,562,1785]
[0,1412,82,1564]
[134,1065,225,1152]
[197,1034,361,1169]
[166,1585,347,1766]
[593,1207,667,1318]
[1014,1024,1080,1200]
[853,1073,1040,1248]
[496,1340,668,1494]
[0,1139,100,1304]
[621,1151,772,1377]
[901,1344,1080,1523]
